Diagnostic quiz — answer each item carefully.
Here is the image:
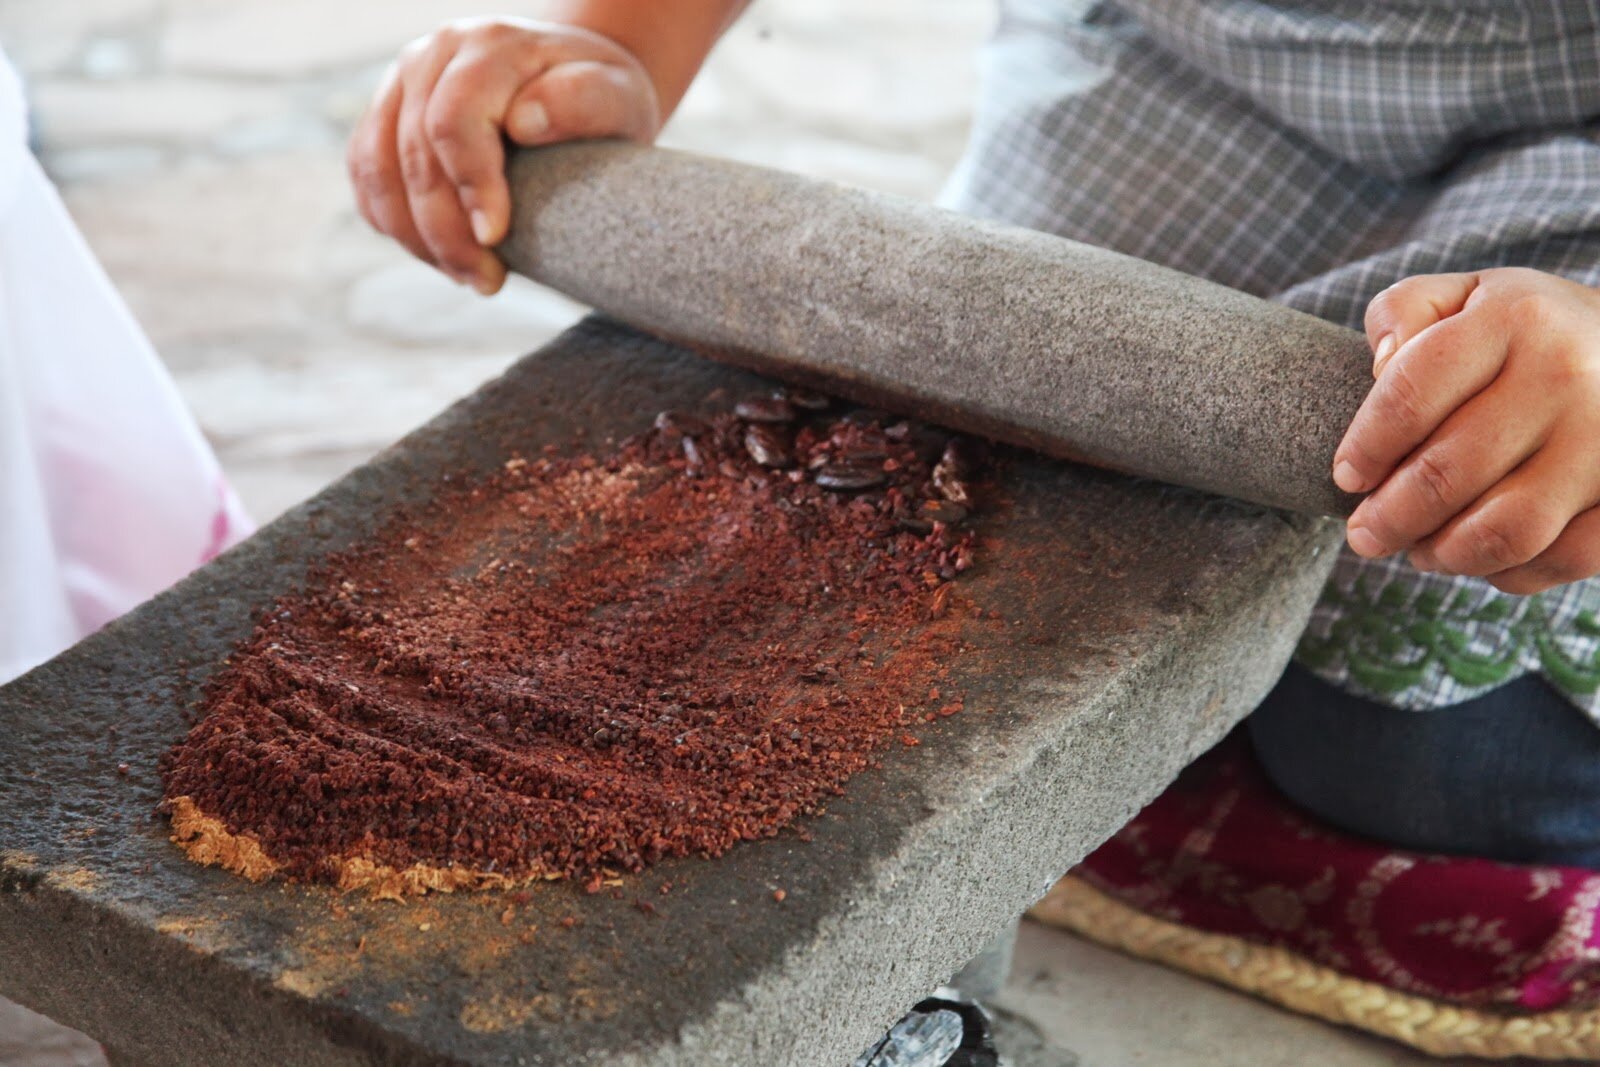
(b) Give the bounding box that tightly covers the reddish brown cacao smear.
[160,402,986,890]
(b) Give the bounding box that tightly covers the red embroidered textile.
[1076,735,1600,1011]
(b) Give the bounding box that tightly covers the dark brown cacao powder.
[160,406,984,892]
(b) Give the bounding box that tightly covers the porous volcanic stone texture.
[0,319,1339,1067]
[503,142,1373,517]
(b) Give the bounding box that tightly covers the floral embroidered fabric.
[1299,553,1600,719]
[1076,734,1600,1012]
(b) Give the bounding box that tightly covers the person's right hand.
[348,18,661,295]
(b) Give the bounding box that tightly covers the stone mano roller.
[502,141,1373,518]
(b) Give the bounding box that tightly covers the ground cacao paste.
[161,395,986,899]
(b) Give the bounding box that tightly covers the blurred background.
[0,0,990,525]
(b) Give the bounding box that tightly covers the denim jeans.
[1248,664,1600,868]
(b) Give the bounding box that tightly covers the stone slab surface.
[503,143,1373,518]
[0,318,1339,1067]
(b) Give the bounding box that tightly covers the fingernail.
[1347,524,1386,558]
[510,100,549,140]
[469,256,502,296]
[1372,333,1397,376]
[1333,460,1365,493]
[470,209,495,246]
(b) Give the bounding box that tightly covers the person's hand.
[348,18,661,295]
[1333,267,1600,594]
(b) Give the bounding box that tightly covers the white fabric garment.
[0,46,250,684]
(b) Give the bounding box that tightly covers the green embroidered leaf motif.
[1407,620,1449,645]
[1535,630,1600,695]
[1416,620,1519,688]
[1313,579,1600,702]
[1378,584,1410,610]
[1438,647,1522,689]
[1368,626,1412,658]
[1347,652,1432,694]
[1413,591,1445,618]
[1470,598,1514,623]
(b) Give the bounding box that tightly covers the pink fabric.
[0,46,252,683]
[1077,735,1600,1011]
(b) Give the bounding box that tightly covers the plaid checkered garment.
[941,0,1600,718]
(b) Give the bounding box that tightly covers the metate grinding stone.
[0,318,1339,1067]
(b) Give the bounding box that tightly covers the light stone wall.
[0,0,992,522]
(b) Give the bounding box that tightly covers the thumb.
[1363,272,1480,378]
[506,60,660,147]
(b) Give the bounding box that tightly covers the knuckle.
[1545,563,1588,588]
[473,18,527,46]
[397,139,436,190]
[1365,283,1406,325]
[400,27,463,70]
[1374,361,1430,427]
[1506,545,1594,592]
[437,247,475,276]
[346,151,387,197]
[1544,346,1600,393]
[429,25,464,50]
[423,106,465,151]
[1465,508,1548,575]
[1503,291,1556,334]
[1366,274,1431,324]
[1465,515,1539,571]
[1408,451,1460,507]
[414,213,469,262]
[1362,512,1406,555]
[1544,541,1600,588]
[1487,266,1543,291]
[554,61,620,105]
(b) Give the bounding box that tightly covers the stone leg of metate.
[0,996,108,1067]
[949,922,1020,1001]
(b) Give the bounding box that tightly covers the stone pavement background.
[2,0,988,524]
[0,2,1466,1064]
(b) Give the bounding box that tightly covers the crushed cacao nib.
[932,456,972,507]
[743,424,793,469]
[814,463,888,491]
[653,410,710,438]
[733,396,795,423]
[921,501,968,525]
[778,387,830,412]
[161,395,991,888]
[941,438,984,476]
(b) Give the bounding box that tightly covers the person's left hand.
[1334,267,1600,595]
